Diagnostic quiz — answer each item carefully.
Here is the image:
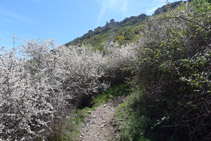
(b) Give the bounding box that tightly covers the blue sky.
[0,0,178,48]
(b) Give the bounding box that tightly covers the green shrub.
[134,0,211,140]
[93,83,131,106]
[115,92,151,141]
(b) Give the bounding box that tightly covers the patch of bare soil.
[79,96,125,141]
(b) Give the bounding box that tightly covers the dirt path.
[79,96,125,141]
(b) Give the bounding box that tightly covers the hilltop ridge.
[65,0,187,49]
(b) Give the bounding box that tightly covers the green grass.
[114,92,151,141]
[66,17,146,49]
[93,83,131,106]
[60,107,94,141]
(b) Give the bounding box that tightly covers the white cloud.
[146,0,168,15]
[95,0,128,27]
[146,7,157,15]
[96,4,107,27]
[103,0,128,13]
[121,0,128,15]
[0,9,35,24]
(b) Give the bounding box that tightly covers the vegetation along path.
[79,96,125,141]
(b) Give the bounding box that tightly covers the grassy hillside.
[64,1,188,49]
[65,14,147,49]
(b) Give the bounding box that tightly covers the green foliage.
[93,83,131,107]
[58,107,94,141]
[132,0,211,140]
[115,92,151,141]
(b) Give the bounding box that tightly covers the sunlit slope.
[65,0,187,49]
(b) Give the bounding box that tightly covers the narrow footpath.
[79,96,125,141]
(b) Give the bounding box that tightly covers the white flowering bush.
[0,38,137,140]
[0,41,103,140]
[102,42,138,85]
[0,46,55,140]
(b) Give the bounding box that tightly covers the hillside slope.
[64,1,187,49]
[65,14,147,49]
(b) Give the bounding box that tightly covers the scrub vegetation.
[0,0,210,140]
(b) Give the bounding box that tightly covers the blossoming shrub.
[0,45,56,140]
[0,41,105,140]
[0,37,137,140]
[101,42,138,86]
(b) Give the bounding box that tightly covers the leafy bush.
[134,0,211,140]
[115,92,151,141]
